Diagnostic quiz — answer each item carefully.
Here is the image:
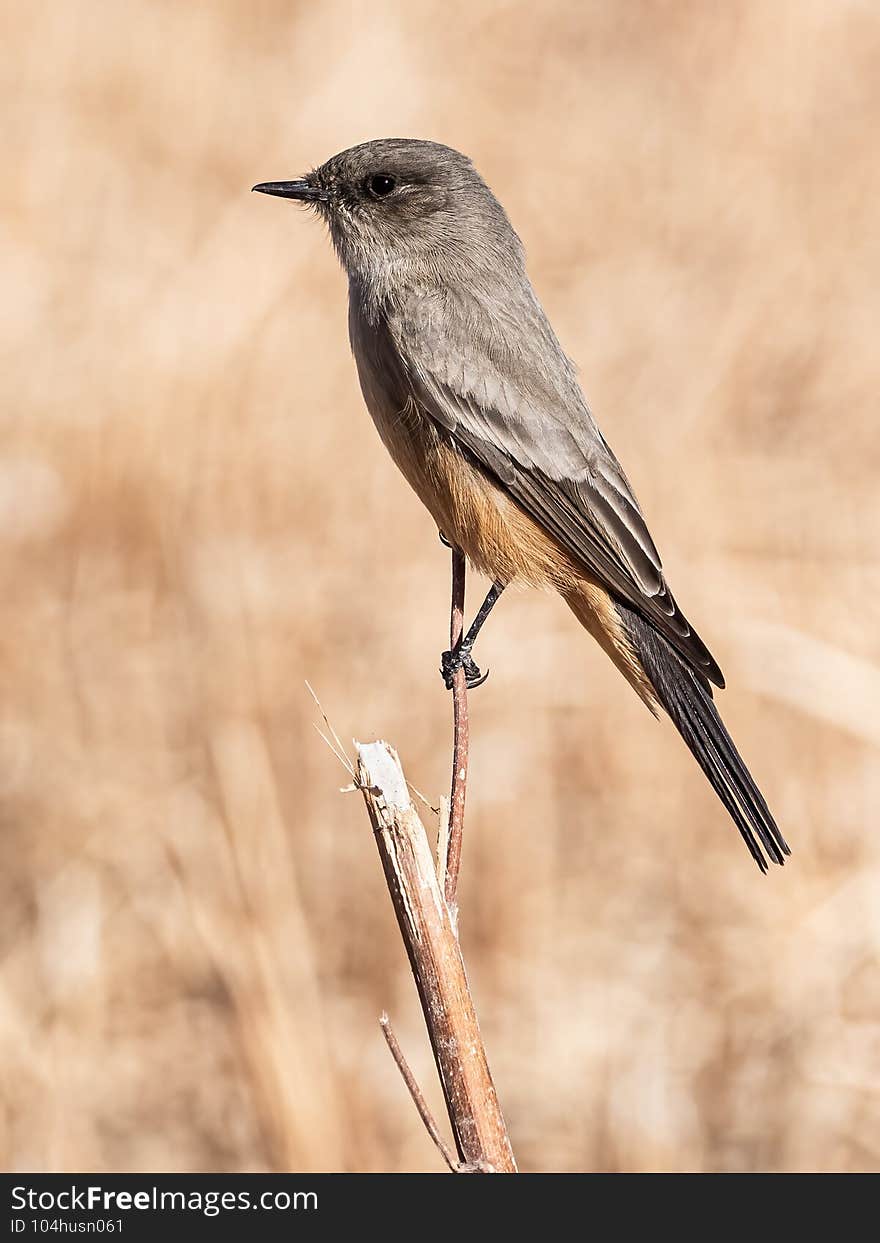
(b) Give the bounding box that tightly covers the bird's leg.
[441,580,505,690]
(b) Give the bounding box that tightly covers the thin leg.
[462,582,504,651]
[441,580,506,690]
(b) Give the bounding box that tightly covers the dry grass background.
[1,0,878,1172]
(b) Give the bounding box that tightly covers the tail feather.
[620,606,789,871]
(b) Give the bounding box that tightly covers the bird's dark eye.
[367,174,396,198]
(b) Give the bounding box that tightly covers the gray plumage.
[253,138,788,870]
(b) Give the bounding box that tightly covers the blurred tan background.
[2,0,878,1172]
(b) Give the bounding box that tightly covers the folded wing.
[393,293,725,688]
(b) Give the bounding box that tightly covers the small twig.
[445,547,469,921]
[436,794,450,888]
[379,1014,459,1173]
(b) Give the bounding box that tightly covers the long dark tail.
[619,605,789,872]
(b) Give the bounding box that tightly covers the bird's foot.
[440,644,489,690]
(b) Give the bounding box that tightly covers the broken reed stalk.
[356,739,516,1173]
[349,546,515,1170]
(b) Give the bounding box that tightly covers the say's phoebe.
[254,139,788,872]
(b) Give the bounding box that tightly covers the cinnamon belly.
[356,371,657,711]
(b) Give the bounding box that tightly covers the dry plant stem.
[357,741,517,1173]
[379,1014,460,1173]
[436,794,450,887]
[379,1016,493,1174]
[446,547,469,917]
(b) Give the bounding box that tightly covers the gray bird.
[254,138,788,871]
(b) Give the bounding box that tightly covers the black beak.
[251,180,328,203]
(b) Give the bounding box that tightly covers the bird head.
[253,138,522,300]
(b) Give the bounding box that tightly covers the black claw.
[440,646,489,691]
[439,647,459,689]
[466,664,490,690]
